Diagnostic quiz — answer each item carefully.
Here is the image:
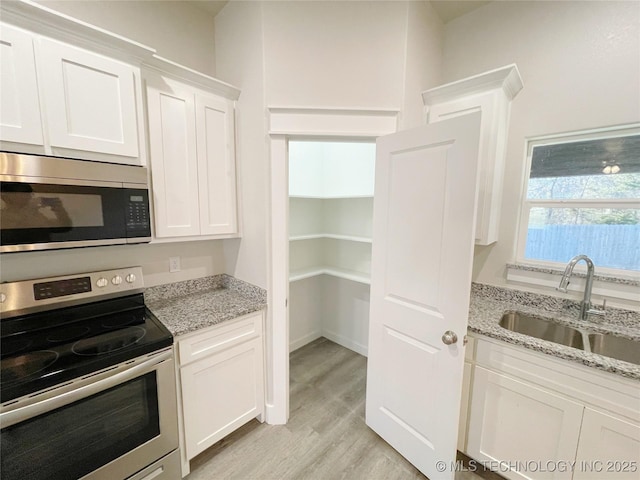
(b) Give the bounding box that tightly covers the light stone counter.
[469,283,640,380]
[145,274,267,337]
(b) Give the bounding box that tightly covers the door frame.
[266,107,399,424]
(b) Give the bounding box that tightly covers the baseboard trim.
[322,329,368,357]
[289,330,322,352]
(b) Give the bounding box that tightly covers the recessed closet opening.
[288,140,376,356]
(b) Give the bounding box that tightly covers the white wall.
[289,141,376,198]
[1,240,225,286]
[289,276,324,350]
[216,0,443,290]
[442,0,640,290]
[35,0,217,76]
[262,1,407,109]
[401,0,443,128]
[214,1,269,290]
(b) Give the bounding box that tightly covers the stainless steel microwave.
[0,153,151,253]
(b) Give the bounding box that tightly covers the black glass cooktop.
[0,294,172,403]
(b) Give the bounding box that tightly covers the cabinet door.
[195,94,238,235]
[574,408,640,480]
[38,38,140,159]
[146,78,200,237]
[180,337,264,460]
[428,92,507,245]
[457,361,473,452]
[0,23,43,146]
[467,366,584,480]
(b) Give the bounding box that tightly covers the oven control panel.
[34,277,92,300]
[0,267,145,318]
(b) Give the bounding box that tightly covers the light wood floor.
[187,337,484,480]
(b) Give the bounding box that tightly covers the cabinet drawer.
[177,311,263,366]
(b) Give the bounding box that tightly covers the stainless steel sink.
[500,311,584,349]
[588,334,640,365]
[499,311,640,366]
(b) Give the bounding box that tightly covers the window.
[518,125,640,274]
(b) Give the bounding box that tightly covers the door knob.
[442,330,458,345]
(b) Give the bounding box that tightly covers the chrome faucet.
[557,254,605,320]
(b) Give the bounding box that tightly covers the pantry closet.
[288,140,375,356]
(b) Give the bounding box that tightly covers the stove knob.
[112,275,123,285]
[0,293,6,303]
[96,278,108,288]
[126,273,137,284]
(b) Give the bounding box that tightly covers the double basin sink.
[500,311,640,366]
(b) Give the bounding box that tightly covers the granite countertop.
[145,274,267,337]
[469,283,640,380]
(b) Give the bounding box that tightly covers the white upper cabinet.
[423,64,523,245]
[0,0,149,165]
[145,64,240,240]
[38,38,140,159]
[0,23,43,146]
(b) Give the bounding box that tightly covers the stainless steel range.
[0,267,180,480]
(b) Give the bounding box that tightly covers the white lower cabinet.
[176,311,265,476]
[574,408,640,480]
[463,336,640,480]
[457,336,475,452]
[467,366,584,480]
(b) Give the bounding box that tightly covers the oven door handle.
[1,350,172,428]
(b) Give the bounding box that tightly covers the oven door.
[0,179,151,253]
[0,349,178,480]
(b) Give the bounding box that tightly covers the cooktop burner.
[0,294,172,403]
[73,327,146,356]
[1,339,33,358]
[46,325,91,344]
[2,351,59,385]
[102,314,139,329]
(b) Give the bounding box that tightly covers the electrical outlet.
[169,256,181,273]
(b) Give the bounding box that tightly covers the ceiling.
[185,0,228,18]
[187,1,491,24]
[431,1,491,23]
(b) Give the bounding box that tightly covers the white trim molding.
[421,64,523,105]
[267,107,399,137]
[1,0,156,62]
[267,107,398,426]
[144,55,241,100]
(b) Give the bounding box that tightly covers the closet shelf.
[289,195,374,199]
[289,234,372,243]
[289,266,370,285]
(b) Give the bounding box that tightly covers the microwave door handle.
[0,350,172,429]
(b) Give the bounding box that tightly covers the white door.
[366,112,481,479]
[0,23,43,146]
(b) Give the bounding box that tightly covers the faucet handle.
[587,299,607,317]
